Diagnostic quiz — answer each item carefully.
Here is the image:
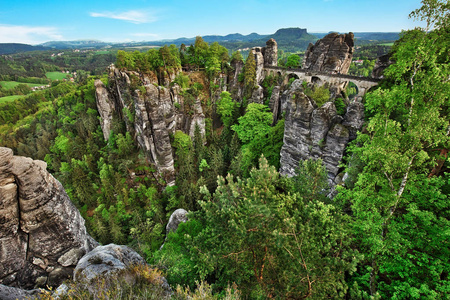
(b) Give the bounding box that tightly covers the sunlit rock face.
[0,147,98,289]
[94,66,206,186]
[303,32,354,74]
[279,81,364,186]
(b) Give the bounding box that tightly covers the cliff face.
[94,66,206,186]
[0,147,97,289]
[279,81,364,186]
[303,32,354,74]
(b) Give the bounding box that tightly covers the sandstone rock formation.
[228,58,244,101]
[0,284,42,300]
[251,47,265,85]
[372,53,394,78]
[94,65,207,186]
[303,32,354,74]
[279,80,364,185]
[166,208,188,234]
[74,244,171,297]
[94,79,115,141]
[263,38,278,66]
[0,147,97,289]
[74,244,146,284]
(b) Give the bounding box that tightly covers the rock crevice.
[0,147,98,289]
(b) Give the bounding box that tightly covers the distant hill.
[0,43,50,55]
[311,32,400,44]
[13,28,401,53]
[40,40,110,49]
[266,28,317,52]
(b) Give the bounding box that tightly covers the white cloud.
[0,24,63,44]
[89,10,157,24]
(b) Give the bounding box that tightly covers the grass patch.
[94,50,111,55]
[0,95,25,103]
[378,42,394,46]
[46,71,70,81]
[0,81,44,90]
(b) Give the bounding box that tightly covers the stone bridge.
[264,66,380,98]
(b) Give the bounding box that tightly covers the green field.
[0,95,25,104]
[378,42,394,46]
[0,81,45,90]
[94,50,111,55]
[46,71,70,80]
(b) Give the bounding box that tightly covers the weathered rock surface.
[263,38,278,66]
[228,59,244,101]
[250,85,264,104]
[0,284,42,300]
[279,81,364,185]
[251,47,265,85]
[94,65,207,186]
[0,147,98,289]
[303,32,354,74]
[94,79,115,141]
[268,86,281,124]
[74,244,171,297]
[166,209,188,234]
[74,244,146,284]
[372,53,394,78]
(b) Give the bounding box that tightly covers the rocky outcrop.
[303,32,354,74]
[250,85,264,104]
[166,209,188,234]
[372,53,394,78]
[94,80,115,141]
[74,244,146,284]
[263,38,278,66]
[228,59,244,101]
[0,147,97,289]
[251,47,265,85]
[268,86,281,125]
[74,244,171,297]
[94,65,207,186]
[0,284,42,300]
[279,80,364,185]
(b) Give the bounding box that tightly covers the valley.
[0,1,449,298]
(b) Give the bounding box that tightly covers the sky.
[0,0,426,45]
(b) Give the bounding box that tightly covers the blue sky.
[0,0,425,45]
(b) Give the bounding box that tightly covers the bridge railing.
[263,65,381,83]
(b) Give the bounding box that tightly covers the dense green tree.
[165,156,359,298]
[285,53,301,68]
[338,1,450,298]
[216,91,238,127]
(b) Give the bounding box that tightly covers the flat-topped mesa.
[0,147,98,289]
[303,32,354,74]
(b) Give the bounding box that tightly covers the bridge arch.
[311,76,322,85]
[288,73,300,82]
[345,81,359,99]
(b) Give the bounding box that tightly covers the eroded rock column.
[0,147,97,289]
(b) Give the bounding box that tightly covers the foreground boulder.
[0,284,42,300]
[166,208,188,234]
[74,244,146,285]
[0,147,98,289]
[73,244,171,298]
